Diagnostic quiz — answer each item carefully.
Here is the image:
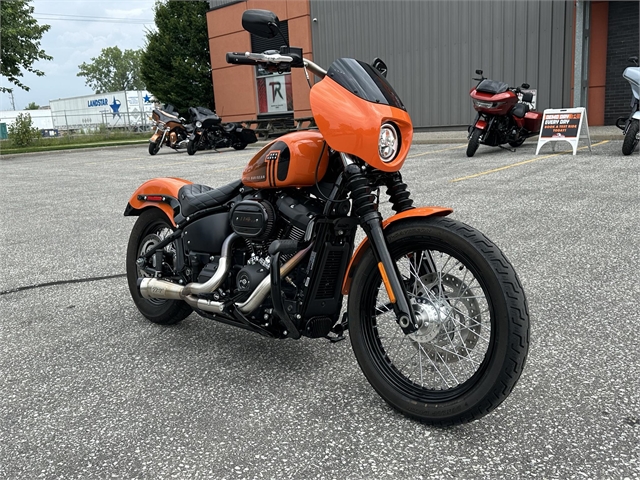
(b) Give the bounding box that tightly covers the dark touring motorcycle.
[467,70,542,157]
[125,9,529,425]
[148,105,189,155]
[618,56,640,155]
[186,106,258,155]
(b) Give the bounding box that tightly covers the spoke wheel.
[126,209,192,324]
[348,217,529,425]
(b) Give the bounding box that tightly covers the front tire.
[126,209,192,325]
[148,141,160,156]
[187,138,197,156]
[466,128,482,157]
[622,120,639,155]
[348,217,529,426]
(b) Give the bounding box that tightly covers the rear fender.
[341,206,453,295]
[632,111,640,120]
[124,177,193,226]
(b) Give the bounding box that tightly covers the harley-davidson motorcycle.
[124,9,529,425]
[186,106,258,155]
[467,70,542,157]
[618,55,640,156]
[148,105,189,155]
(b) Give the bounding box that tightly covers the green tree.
[25,102,40,110]
[141,0,214,115]
[8,113,40,147]
[0,0,52,93]
[77,46,145,93]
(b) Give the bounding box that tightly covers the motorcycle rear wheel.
[466,128,482,157]
[233,142,247,151]
[622,120,639,155]
[508,136,526,148]
[348,217,529,426]
[126,209,192,325]
[148,141,160,156]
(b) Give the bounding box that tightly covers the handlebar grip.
[226,52,257,65]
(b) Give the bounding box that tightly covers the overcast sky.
[1,0,156,111]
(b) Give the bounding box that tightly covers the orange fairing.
[126,177,193,226]
[341,207,453,295]
[310,76,413,172]
[242,131,330,189]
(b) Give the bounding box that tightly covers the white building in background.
[0,109,55,130]
[49,90,156,130]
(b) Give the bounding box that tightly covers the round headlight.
[379,123,400,162]
[196,121,203,128]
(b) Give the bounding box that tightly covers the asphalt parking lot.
[1,138,638,479]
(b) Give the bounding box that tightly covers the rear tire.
[466,128,482,157]
[508,136,526,148]
[126,209,192,325]
[233,142,247,151]
[348,217,529,426]
[148,141,160,156]
[622,120,639,155]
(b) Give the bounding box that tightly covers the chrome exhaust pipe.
[139,236,312,317]
[236,244,313,314]
[139,233,238,301]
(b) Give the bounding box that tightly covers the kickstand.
[499,145,516,152]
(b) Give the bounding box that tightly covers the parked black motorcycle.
[186,106,257,155]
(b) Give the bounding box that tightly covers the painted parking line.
[450,140,610,183]
[407,145,466,158]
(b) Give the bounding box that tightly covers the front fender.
[124,177,193,226]
[341,206,453,295]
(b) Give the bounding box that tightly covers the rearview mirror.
[475,69,483,75]
[521,83,530,89]
[372,58,388,78]
[242,9,280,39]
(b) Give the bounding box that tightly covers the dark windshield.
[326,58,405,110]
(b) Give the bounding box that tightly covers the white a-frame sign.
[535,107,592,155]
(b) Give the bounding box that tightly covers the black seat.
[476,79,509,94]
[511,103,530,118]
[178,180,243,217]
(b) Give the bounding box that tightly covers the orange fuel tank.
[242,131,329,189]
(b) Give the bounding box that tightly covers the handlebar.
[225,51,327,78]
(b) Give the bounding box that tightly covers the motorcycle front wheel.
[622,120,639,155]
[148,141,160,156]
[187,138,198,156]
[466,128,482,157]
[348,217,529,426]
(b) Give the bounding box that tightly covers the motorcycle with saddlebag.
[148,104,189,155]
[186,106,258,155]
[125,9,529,426]
[467,70,542,157]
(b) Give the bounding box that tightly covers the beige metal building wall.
[308,0,574,128]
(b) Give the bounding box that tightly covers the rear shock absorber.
[385,172,414,213]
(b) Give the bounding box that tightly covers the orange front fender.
[341,206,453,295]
[124,177,193,226]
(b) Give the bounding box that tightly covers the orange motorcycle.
[124,9,529,425]
[148,105,189,155]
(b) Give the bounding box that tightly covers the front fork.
[341,153,418,334]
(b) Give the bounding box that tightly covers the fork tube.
[340,154,417,333]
